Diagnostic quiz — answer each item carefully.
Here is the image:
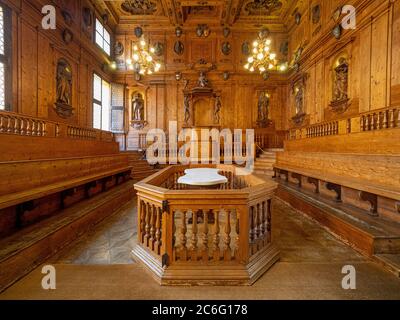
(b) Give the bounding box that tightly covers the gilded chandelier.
[244,31,278,74]
[126,37,161,75]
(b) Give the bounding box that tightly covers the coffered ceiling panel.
[94,0,299,32]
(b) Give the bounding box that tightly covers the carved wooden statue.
[198,71,209,88]
[184,94,191,124]
[257,92,270,122]
[214,96,221,123]
[132,93,144,121]
[55,59,73,118]
[295,86,304,115]
[333,57,349,102]
[56,61,72,106]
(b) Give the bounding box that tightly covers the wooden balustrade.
[360,107,400,132]
[288,106,400,141]
[0,110,114,142]
[133,164,279,285]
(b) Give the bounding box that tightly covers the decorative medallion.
[175,26,183,37]
[121,0,157,15]
[222,71,230,81]
[174,41,184,55]
[61,10,73,26]
[221,42,231,55]
[242,41,250,55]
[153,42,164,56]
[332,6,343,22]
[262,72,270,81]
[295,12,301,25]
[196,24,210,38]
[258,27,270,39]
[134,26,143,38]
[223,27,230,38]
[332,24,342,39]
[114,41,124,56]
[280,41,289,56]
[312,5,321,24]
[62,29,73,44]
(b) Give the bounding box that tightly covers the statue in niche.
[214,96,221,124]
[132,93,145,121]
[55,59,73,118]
[295,86,304,115]
[197,71,209,88]
[184,94,190,124]
[257,92,271,128]
[258,92,270,122]
[330,57,350,113]
[333,57,349,102]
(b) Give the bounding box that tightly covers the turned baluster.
[371,114,376,130]
[397,108,400,127]
[144,203,151,247]
[190,211,198,261]
[383,111,388,129]
[267,200,272,243]
[223,210,231,260]
[213,210,220,261]
[0,116,4,133]
[360,116,365,131]
[13,117,19,134]
[249,206,255,246]
[37,121,42,136]
[150,205,156,250]
[140,201,146,243]
[202,210,209,262]
[260,201,266,239]
[25,119,31,135]
[55,124,60,137]
[255,203,260,242]
[180,211,187,261]
[7,116,12,133]
[235,212,240,260]
[154,207,161,254]
[32,120,37,136]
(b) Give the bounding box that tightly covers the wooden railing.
[133,164,279,285]
[0,110,114,142]
[255,129,287,150]
[288,106,400,140]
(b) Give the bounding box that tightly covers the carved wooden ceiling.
[92,0,299,32]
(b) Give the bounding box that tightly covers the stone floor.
[1,196,400,300]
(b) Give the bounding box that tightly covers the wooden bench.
[274,150,400,261]
[0,154,133,237]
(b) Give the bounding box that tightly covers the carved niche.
[330,56,350,113]
[291,73,308,126]
[130,91,147,129]
[174,41,184,55]
[257,92,272,128]
[183,70,221,127]
[55,59,73,118]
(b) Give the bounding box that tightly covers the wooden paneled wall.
[286,0,400,128]
[113,29,289,149]
[4,0,112,128]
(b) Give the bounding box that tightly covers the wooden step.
[0,182,135,292]
[373,254,400,277]
[277,182,400,257]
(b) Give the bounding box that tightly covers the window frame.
[94,18,111,56]
[92,72,111,131]
[0,3,12,111]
